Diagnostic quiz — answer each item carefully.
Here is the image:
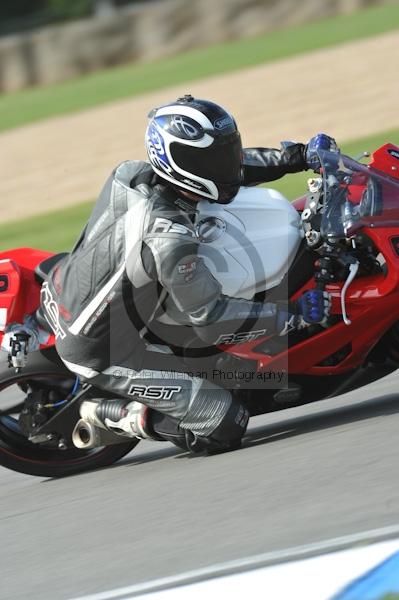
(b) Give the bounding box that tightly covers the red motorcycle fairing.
[0,248,394,380]
[223,225,399,377]
[221,143,399,377]
[0,247,55,348]
[369,143,399,181]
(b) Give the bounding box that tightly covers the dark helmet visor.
[170,131,242,186]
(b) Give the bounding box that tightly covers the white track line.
[70,523,399,600]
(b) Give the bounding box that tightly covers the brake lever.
[341,261,359,325]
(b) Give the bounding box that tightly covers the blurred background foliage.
[0,0,146,35]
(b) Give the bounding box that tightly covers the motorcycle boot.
[149,393,249,455]
[82,399,160,441]
[94,393,249,454]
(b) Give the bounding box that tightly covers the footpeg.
[8,332,30,372]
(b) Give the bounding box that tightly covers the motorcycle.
[1,143,399,477]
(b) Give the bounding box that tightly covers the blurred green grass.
[0,2,398,132]
[1,128,398,253]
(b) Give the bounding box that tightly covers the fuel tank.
[195,186,303,299]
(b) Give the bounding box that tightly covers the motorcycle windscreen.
[318,150,399,239]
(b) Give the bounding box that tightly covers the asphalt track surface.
[1,369,399,600]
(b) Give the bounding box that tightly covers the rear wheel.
[0,353,138,478]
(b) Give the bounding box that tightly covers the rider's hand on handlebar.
[296,290,331,328]
[306,133,339,172]
[277,290,331,335]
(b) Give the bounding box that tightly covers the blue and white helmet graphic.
[145,95,243,204]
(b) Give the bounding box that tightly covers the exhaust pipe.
[72,419,103,449]
[71,401,128,449]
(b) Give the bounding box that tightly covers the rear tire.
[0,350,138,478]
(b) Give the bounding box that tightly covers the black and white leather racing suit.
[41,144,308,451]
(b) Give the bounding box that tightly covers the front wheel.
[0,352,138,478]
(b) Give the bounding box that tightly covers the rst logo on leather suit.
[150,217,194,236]
[216,329,267,345]
[127,385,182,400]
[40,282,66,339]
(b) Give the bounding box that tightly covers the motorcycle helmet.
[145,94,242,204]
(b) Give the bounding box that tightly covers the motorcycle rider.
[3,95,334,454]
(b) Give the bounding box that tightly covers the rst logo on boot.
[127,385,182,401]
